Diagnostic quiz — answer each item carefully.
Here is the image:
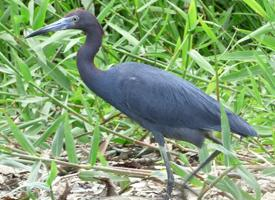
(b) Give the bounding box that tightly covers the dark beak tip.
[25,17,73,39]
[25,32,36,39]
[25,31,44,39]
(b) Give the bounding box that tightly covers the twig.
[197,166,236,200]
[0,149,152,178]
[167,139,197,153]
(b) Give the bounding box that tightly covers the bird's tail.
[227,112,257,137]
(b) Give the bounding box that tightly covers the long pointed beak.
[26,16,75,38]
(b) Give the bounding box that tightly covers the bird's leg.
[183,150,221,187]
[153,132,174,200]
[160,145,174,200]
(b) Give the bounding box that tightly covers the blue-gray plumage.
[90,62,256,147]
[26,9,257,200]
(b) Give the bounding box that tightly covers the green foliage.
[46,161,58,186]
[0,0,274,199]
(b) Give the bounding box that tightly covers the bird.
[26,9,257,199]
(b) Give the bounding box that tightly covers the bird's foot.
[164,193,172,200]
[165,181,174,200]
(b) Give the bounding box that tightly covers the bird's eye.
[72,16,79,22]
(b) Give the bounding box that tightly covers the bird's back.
[101,62,257,145]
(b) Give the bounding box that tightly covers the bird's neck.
[76,26,108,98]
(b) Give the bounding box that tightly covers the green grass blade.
[189,49,215,75]
[107,22,139,46]
[188,0,197,27]
[6,116,36,155]
[33,0,49,29]
[167,1,187,20]
[89,123,101,166]
[198,17,217,42]
[220,103,231,166]
[12,50,33,82]
[97,0,115,23]
[237,166,261,200]
[237,22,275,44]
[215,176,248,200]
[34,115,64,147]
[64,112,78,163]
[199,144,211,173]
[51,121,64,157]
[242,0,267,19]
[46,161,58,186]
[27,161,42,189]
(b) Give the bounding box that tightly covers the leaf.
[199,145,211,173]
[137,0,158,13]
[51,121,64,157]
[13,51,33,82]
[16,74,26,95]
[254,35,275,51]
[247,67,263,105]
[28,0,34,25]
[80,93,94,123]
[189,49,215,75]
[33,0,49,29]
[10,0,28,11]
[26,37,47,64]
[64,112,78,163]
[27,161,41,183]
[235,88,245,114]
[242,0,267,19]
[188,0,197,28]
[6,116,36,155]
[81,0,94,11]
[16,96,48,107]
[26,33,71,91]
[214,176,244,200]
[0,157,31,171]
[221,65,272,82]
[89,124,101,166]
[181,0,197,69]
[24,182,49,191]
[167,1,187,20]
[34,115,64,147]
[171,162,203,187]
[262,167,275,176]
[237,166,261,200]
[237,22,275,44]
[97,0,115,23]
[0,32,17,45]
[273,131,275,160]
[220,103,231,166]
[107,22,139,46]
[79,170,129,182]
[198,17,217,42]
[214,51,266,62]
[46,161,58,186]
[44,61,71,91]
[64,38,80,53]
[256,54,275,90]
[39,30,78,48]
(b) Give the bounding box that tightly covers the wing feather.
[119,64,220,130]
[113,62,256,137]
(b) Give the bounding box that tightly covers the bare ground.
[1,143,274,200]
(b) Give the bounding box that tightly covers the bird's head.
[26,9,103,38]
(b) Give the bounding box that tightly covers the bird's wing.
[118,65,221,131]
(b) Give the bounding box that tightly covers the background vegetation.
[0,0,274,199]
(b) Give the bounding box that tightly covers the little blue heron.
[26,9,257,199]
